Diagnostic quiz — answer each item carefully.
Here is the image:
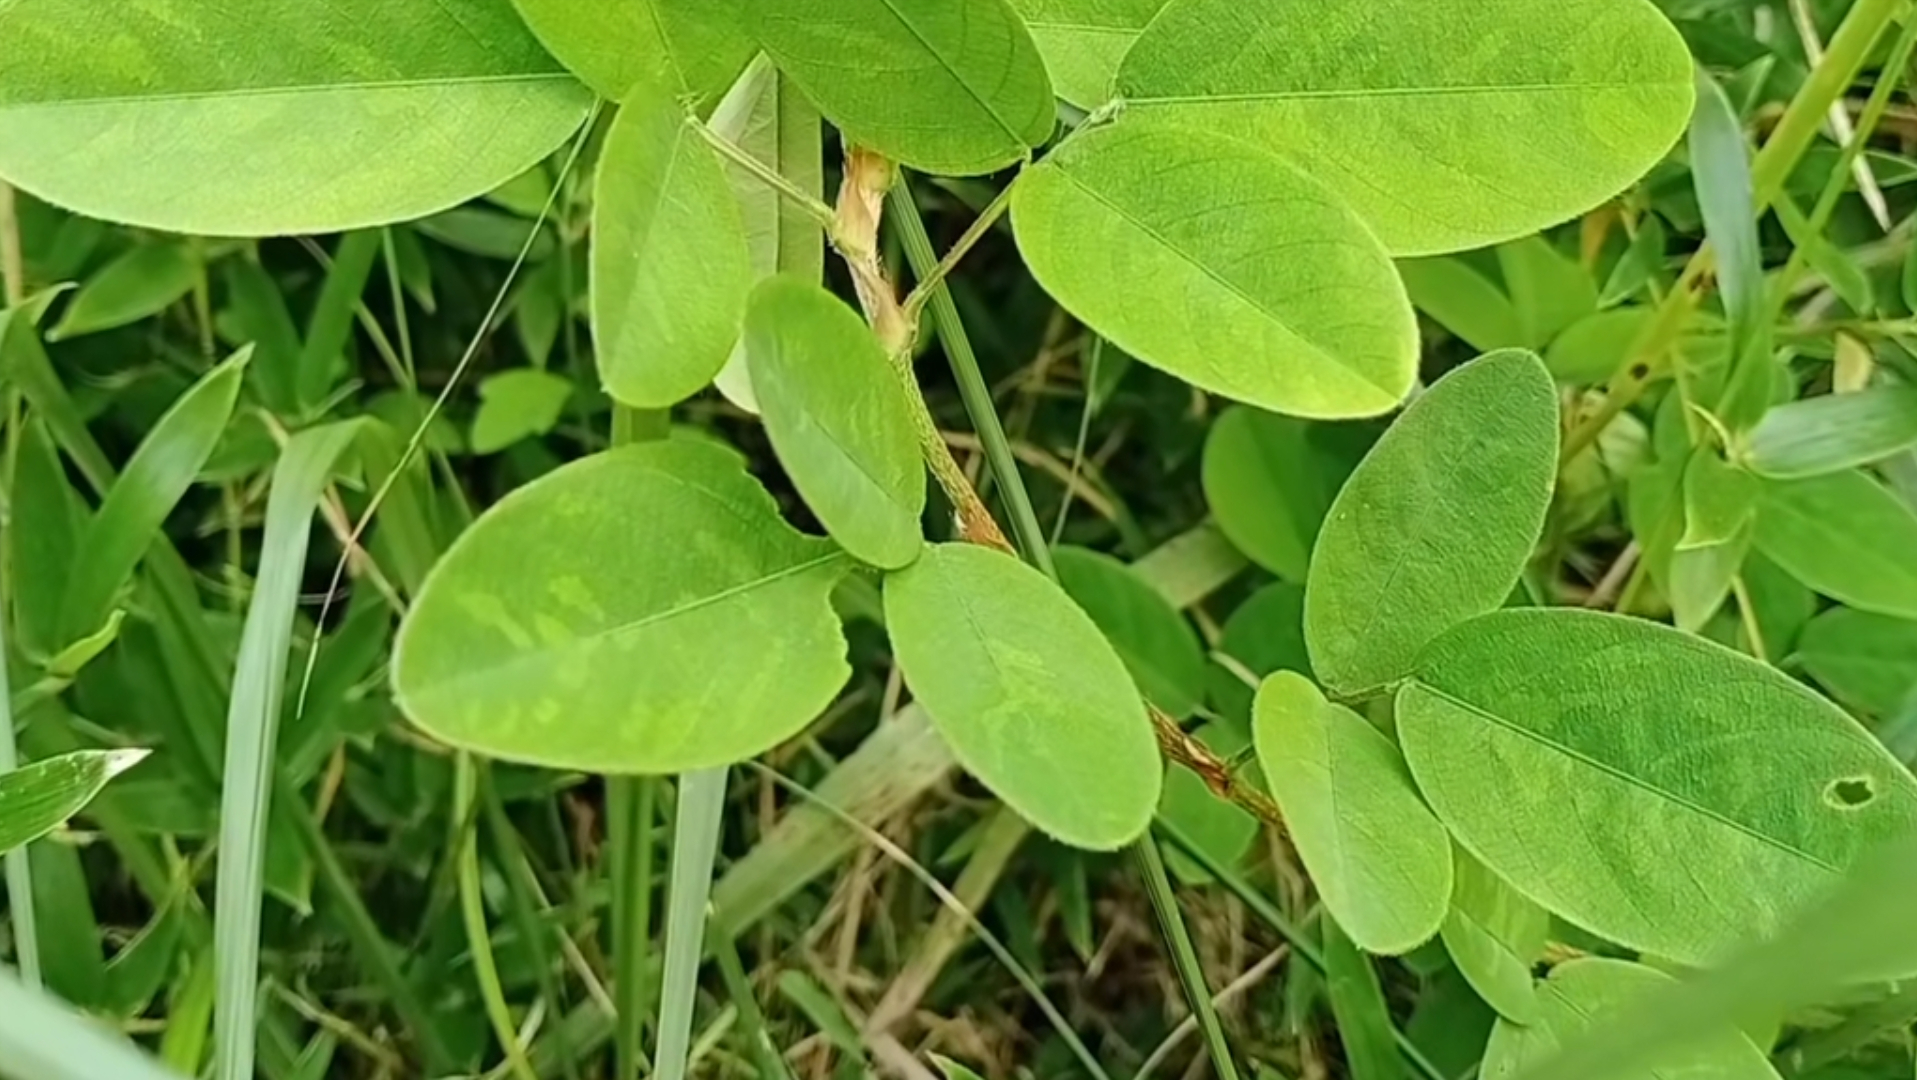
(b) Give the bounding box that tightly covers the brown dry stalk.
[829,147,1283,833]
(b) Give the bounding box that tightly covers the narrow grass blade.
[0,749,149,854]
[655,767,729,1080]
[211,421,363,1080]
[0,968,188,1080]
[0,597,37,985]
[1134,836,1242,1080]
[296,230,380,410]
[455,754,537,1080]
[1323,918,1407,1080]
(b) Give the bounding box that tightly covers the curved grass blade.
[0,968,189,1080]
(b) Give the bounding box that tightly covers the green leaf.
[469,369,574,456]
[1544,308,1649,384]
[1305,350,1558,694]
[511,0,751,104]
[1598,215,1667,307]
[0,0,592,235]
[1754,470,1917,620]
[1498,237,1598,348]
[394,441,853,774]
[1670,450,1759,631]
[1745,387,1917,480]
[0,966,189,1080]
[0,750,149,855]
[1440,848,1549,1025]
[1201,407,1353,582]
[1209,582,1310,726]
[1005,0,1166,110]
[1323,917,1408,1080]
[1482,959,1778,1080]
[59,350,249,647]
[591,64,753,408]
[49,243,198,341]
[1398,608,1917,967]
[744,277,925,570]
[750,0,1054,176]
[1157,723,1256,885]
[1054,546,1207,718]
[1690,68,1771,434]
[885,543,1160,849]
[222,255,304,416]
[1397,257,1528,354]
[8,419,86,661]
[1012,121,1417,418]
[1253,671,1451,955]
[1116,0,1694,255]
[1797,607,1917,718]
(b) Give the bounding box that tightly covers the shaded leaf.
[469,369,573,456]
[1006,0,1166,109]
[1440,848,1550,1024]
[1397,256,1528,354]
[1157,723,1256,884]
[1208,582,1310,725]
[1324,917,1408,1080]
[1055,546,1207,718]
[1797,608,1917,718]
[1201,407,1352,582]
[1754,470,1917,620]
[50,244,197,341]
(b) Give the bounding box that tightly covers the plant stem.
[691,120,840,237]
[0,181,24,308]
[900,179,1019,323]
[1134,838,1243,1080]
[1561,0,1902,461]
[456,755,538,1080]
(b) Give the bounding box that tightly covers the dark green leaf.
[1754,470,1917,620]
[1201,407,1351,582]
[49,243,197,340]
[1797,607,1917,718]
[1054,546,1206,717]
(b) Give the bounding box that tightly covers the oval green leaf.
[1305,350,1558,694]
[0,750,149,856]
[744,277,925,569]
[1440,848,1550,1025]
[512,0,751,104]
[1253,671,1452,955]
[1745,387,1917,480]
[1798,607,1917,718]
[1209,582,1310,725]
[592,66,754,409]
[885,543,1160,850]
[1482,959,1779,1080]
[751,0,1054,176]
[1399,608,1917,967]
[0,0,592,235]
[394,440,854,775]
[1012,121,1417,418]
[1201,407,1355,582]
[1117,0,1694,256]
[1754,470,1917,620]
[1006,0,1166,110]
[1054,546,1207,718]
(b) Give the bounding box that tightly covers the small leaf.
[1797,607,1917,718]
[1481,959,1778,1080]
[1745,386,1917,480]
[1208,582,1310,725]
[885,543,1161,850]
[1498,236,1598,348]
[45,610,125,682]
[394,440,854,774]
[1754,470,1917,620]
[1117,0,1695,255]
[1545,308,1650,384]
[1013,121,1417,418]
[0,750,149,855]
[1055,546,1207,718]
[591,64,753,408]
[1006,0,1167,110]
[0,0,592,235]
[1440,849,1550,1025]
[7,418,85,660]
[1599,215,1667,307]
[751,0,1054,176]
[1201,407,1355,581]
[1323,917,1409,1080]
[511,0,751,105]
[469,369,573,455]
[1689,68,1771,434]
[50,244,198,340]
[1253,671,1451,954]
[1397,257,1528,354]
[744,277,925,570]
[1306,350,1559,694]
[1399,608,1917,967]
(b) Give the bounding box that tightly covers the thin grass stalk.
[457,753,539,1080]
[654,767,729,1080]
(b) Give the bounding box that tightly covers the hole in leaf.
[1824,777,1876,809]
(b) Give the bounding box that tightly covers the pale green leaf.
[1054,546,1207,718]
[1599,214,1667,307]
[0,750,148,855]
[1797,607,1917,718]
[1012,121,1417,418]
[511,0,751,104]
[1305,350,1558,694]
[1006,0,1166,110]
[0,0,592,235]
[1399,608,1917,967]
[1482,959,1778,1080]
[751,0,1054,176]
[1117,0,1694,255]
[885,543,1160,850]
[394,441,854,774]
[469,369,574,456]
[1440,848,1549,1025]
[744,276,924,569]
[1201,407,1353,582]
[1253,671,1451,955]
[1397,257,1528,354]
[1745,387,1917,480]
[1754,470,1917,620]
[591,65,753,408]
[50,244,198,341]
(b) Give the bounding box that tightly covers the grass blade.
[0,590,37,986]
[1134,835,1243,1080]
[655,767,728,1080]
[211,420,363,1080]
[455,753,537,1080]
[0,749,149,853]
[1323,917,1407,1080]
[0,968,188,1080]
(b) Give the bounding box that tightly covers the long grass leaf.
[655,767,729,1080]
[0,968,188,1080]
